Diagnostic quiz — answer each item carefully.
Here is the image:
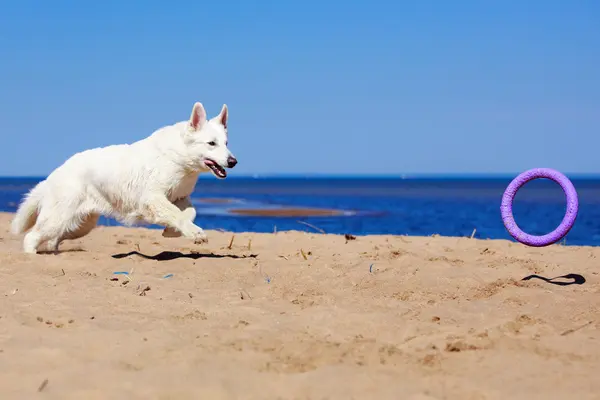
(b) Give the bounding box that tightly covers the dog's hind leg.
[45,237,61,253]
[23,215,68,254]
[25,200,100,254]
[162,197,197,238]
[23,230,46,254]
[45,213,100,252]
[65,213,100,240]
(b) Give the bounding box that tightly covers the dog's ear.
[188,102,207,131]
[215,104,228,129]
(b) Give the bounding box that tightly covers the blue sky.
[0,0,598,176]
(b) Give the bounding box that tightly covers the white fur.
[11,102,237,254]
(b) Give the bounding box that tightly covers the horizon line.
[2,172,600,180]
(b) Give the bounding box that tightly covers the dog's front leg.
[144,196,207,244]
[162,197,197,238]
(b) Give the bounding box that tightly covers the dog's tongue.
[205,159,226,178]
[214,166,226,178]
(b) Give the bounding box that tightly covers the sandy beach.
[0,211,599,399]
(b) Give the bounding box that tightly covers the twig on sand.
[300,248,308,260]
[470,228,477,239]
[125,268,134,282]
[227,234,235,250]
[38,379,49,392]
[53,269,66,278]
[137,285,151,296]
[278,255,289,260]
[561,321,593,336]
[296,220,325,234]
[247,239,252,250]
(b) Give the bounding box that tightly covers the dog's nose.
[227,156,238,168]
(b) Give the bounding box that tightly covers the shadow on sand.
[521,273,586,286]
[111,250,257,261]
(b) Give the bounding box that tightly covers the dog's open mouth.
[204,159,227,179]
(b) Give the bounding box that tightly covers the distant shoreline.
[2,173,600,181]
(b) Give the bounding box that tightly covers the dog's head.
[183,102,237,179]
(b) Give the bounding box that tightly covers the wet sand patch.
[197,198,240,204]
[228,207,345,217]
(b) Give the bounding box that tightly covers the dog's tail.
[10,181,46,235]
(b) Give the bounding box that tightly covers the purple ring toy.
[501,168,578,247]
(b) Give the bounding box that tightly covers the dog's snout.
[227,156,238,168]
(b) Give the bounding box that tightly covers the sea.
[1,175,600,246]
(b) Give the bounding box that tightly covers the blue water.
[2,176,600,246]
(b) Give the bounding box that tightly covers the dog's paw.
[181,223,208,244]
[193,232,208,244]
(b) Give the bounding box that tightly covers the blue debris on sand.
[113,271,129,275]
[163,274,174,279]
[369,264,374,273]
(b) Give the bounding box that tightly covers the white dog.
[11,102,237,254]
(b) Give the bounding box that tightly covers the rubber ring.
[500,168,578,247]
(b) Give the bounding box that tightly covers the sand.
[0,211,599,399]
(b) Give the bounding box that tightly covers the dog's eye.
[207,141,216,146]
